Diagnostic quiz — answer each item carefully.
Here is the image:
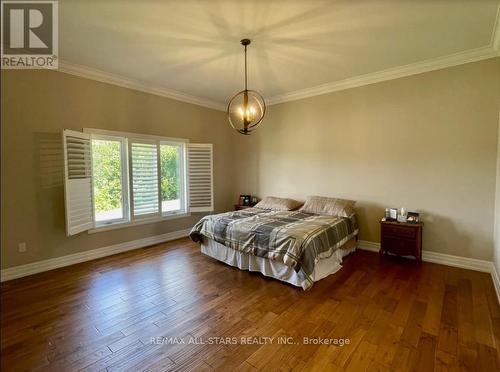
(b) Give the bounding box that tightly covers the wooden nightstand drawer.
[380,219,423,262]
[382,224,416,239]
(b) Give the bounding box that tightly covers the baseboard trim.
[492,265,500,305]
[357,240,492,272]
[422,250,493,273]
[357,240,380,253]
[2,234,498,305]
[0,229,191,282]
[358,239,499,304]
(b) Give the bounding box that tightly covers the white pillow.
[299,196,356,217]
[254,196,303,211]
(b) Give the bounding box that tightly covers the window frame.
[90,134,130,228]
[160,140,187,217]
[129,138,161,220]
[84,128,189,233]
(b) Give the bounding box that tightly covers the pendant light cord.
[244,44,248,91]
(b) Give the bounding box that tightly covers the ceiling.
[59,0,500,110]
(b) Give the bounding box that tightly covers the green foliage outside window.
[92,140,181,214]
[160,145,180,201]
[92,140,122,213]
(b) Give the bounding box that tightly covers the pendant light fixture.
[227,39,266,135]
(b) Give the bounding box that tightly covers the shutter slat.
[63,130,94,236]
[188,144,213,212]
[131,142,159,216]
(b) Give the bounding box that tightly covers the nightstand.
[380,220,423,262]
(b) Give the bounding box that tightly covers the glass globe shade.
[227,90,266,135]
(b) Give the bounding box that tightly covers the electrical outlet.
[18,242,27,253]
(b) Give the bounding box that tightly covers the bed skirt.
[200,238,356,290]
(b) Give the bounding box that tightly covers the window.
[130,141,160,217]
[91,136,128,225]
[160,142,185,214]
[62,129,213,235]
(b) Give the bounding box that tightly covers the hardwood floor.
[1,238,499,371]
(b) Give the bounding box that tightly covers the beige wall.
[234,58,500,261]
[1,70,234,269]
[495,112,500,274]
[2,58,499,270]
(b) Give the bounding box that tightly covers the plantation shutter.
[130,142,160,217]
[188,143,213,212]
[62,130,94,235]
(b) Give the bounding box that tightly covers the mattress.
[190,208,359,289]
[201,237,356,290]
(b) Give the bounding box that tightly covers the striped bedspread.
[190,208,358,285]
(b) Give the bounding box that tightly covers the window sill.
[88,212,190,234]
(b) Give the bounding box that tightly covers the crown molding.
[493,1,500,50]
[267,46,500,106]
[58,60,226,112]
[58,9,500,113]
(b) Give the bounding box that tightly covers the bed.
[189,206,359,290]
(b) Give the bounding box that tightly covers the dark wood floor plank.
[412,331,437,372]
[1,237,499,371]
